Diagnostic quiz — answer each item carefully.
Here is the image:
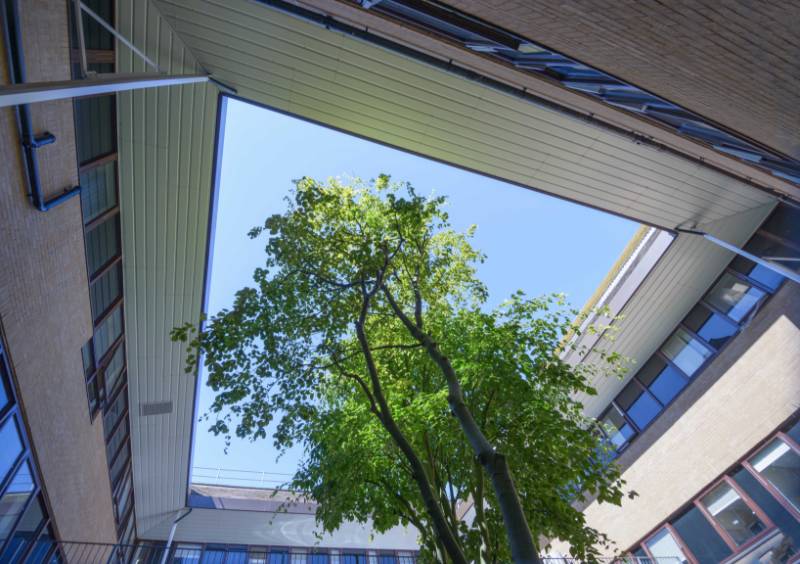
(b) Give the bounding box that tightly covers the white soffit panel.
[117,0,220,536]
[152,0,777,231]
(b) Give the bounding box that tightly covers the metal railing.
[48,542,422,563]
[40,542,686,563]
[191,466,293,488]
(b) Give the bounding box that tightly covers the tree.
[173,176,628,562]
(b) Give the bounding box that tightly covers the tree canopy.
[173,176,628,562]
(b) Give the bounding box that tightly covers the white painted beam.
[0,74,209,107]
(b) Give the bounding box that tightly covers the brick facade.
[441,0,800,160]
[0,0,118,544]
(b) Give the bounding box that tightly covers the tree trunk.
[382,289,540,563]
[355,321,468,564]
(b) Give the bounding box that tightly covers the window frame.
[742,430,800,522]
[639,523,698,564]
[692,475,775,556]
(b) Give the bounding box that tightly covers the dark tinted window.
[90,262,122,322]
[85,215,119,276]
[672,506,732,564]
[599,404,636,451]
[0,462,35,544]
[0,362,10,415]
[93,306,123,362]
[683,304,738,350]
[74,96,115,165]
[341,555,368,564]
[733,466,800,548]
[637,356,687,406]
[1,494,45,563]
[0,417,23,483]
[80,161,117,223]
[617,380,662,430]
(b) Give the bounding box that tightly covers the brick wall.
[441,0,800,160]
[552,281,800,553]
[0,0,118,544]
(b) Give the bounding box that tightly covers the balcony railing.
[37,542,683,564]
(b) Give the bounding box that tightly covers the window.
[85,215,120,276]
[267,551,290,564]
[0,461,35,544]
[671,506,732,564]
[682,304,738,350]
[378,555,398,564]
[704,272,766,323]
[80,160,117,223]
[636,356,687,406]
[74,96,116,165]
[616,380,662,431]
[309,554,330,564]
[103,343,125,398]
[599,404,636,451]
[93,305,123,362]
[104,386,128,436]
[0,363,10,416]
[644,528,689,563]
[730,256,784,292]
[0,494,44,562]
[749,437,800,514]
[89,262,122,323]
[660,327,712,377]
[0,416,24,483]
[699,481,767,546]
[341,555,368,564]
[173,544,202,563]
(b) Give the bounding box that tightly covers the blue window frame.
[616,380,662,431]
[636,356,687,408]
[682,305,738,350]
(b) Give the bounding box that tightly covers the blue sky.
[190,98,639,486]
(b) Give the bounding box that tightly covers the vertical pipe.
[72,0,88,78]
[158,508,192,564]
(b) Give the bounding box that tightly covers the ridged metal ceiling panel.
[117,0,219,536]
[154,0,774,230]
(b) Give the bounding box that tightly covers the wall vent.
[140,401,173,416]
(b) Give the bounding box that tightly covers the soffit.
[152,0,777,231]
[117,0,220,536]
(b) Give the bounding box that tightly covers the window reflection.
[683,304,738,350]
[644,528,689,563]
[700,482,766,546]
[661,328,712,377]
[750,438,800,513]
[617,381,662,431]
[0,416,23,483]
[599,405,636,451]
[637,357,687,406]
[0,462,35,544]
[705,273,765,323]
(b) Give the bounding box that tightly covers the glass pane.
[745,233,800,274]
[599,405,636,451]
[0,494,44,563]
[267,551,289,564]
[80,161,117,223]
[750,438,800,513]
[705,272,766,323]
[0,462,35,544]
[700,482,766,546]
[672,505,732,564]
[74,96,115,165]
[85,215,120,276]
[201,550,226,564]
[248,550,267,564]
[661,328,712,377]
[93,306,123,362]
[729,256,784,291]
[90,262,122,322]
[80,0,115,50]
[109,444,129,487]
[309,555,330,564]
[341,555,367,564]
[173,544,202,564]
[378,556,398,564]
[225,551,248,564]
[637,357,687,406]
[644,528,689,563]
[103,343,125,397]
[682,304,738,350]
[25,526,54,564]
[617,381,662,430]
[104,388,127,436]
[0,360,10,415]
[0,416,24,483]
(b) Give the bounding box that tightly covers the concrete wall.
[554,281,800,554]
[442,0,800,160]
[0,0,118,543]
